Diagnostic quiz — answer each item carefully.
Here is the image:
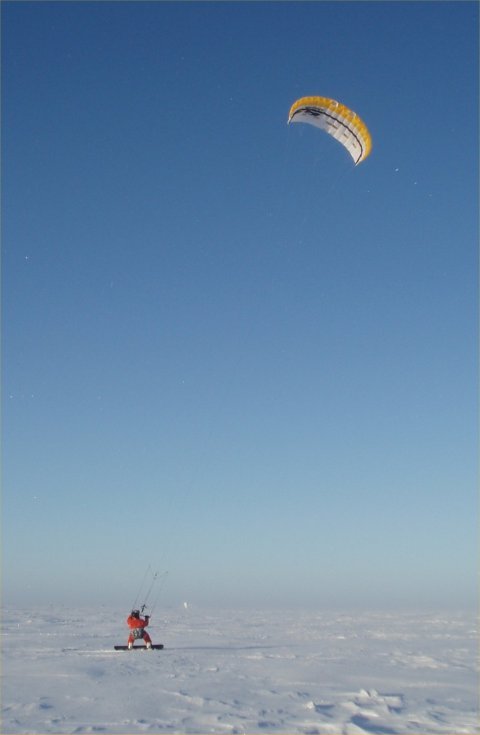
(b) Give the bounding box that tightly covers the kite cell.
[288,96,372,165]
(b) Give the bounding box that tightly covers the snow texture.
[1,607,478,734]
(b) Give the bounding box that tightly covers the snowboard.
[114,644,164,650]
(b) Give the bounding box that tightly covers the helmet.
[131,609,140,618]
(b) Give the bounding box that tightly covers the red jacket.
[127,614,149,629]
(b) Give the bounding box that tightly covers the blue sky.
[2,1,478,611]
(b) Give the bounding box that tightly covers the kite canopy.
[288,96,372,165]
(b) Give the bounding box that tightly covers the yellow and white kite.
[288,96,372,165]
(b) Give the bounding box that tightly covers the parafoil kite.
[288,96,372,165]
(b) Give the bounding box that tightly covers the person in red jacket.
[127,609,152,649]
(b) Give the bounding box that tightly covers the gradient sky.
[2,1,478,611]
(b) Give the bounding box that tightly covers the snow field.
[1,607,478,734]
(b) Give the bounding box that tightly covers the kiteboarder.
[126,609,152,649]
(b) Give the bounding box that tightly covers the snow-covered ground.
[1,606,478,734]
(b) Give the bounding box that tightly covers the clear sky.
[3,1,478,611]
